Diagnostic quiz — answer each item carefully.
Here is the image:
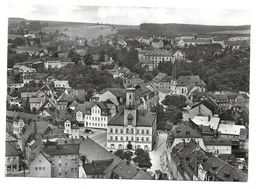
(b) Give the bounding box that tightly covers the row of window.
[86,116,107,122]
[87,122,106,127]
[142,56,173,61]
[110,128,150,135]
[92,109,101,114]
[109,136,150,142]
[35,166,45,171]
[110,144,149,150]
[7,157,18,162]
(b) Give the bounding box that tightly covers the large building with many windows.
[107,88,157,151]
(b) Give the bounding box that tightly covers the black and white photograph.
[2,0,258,187]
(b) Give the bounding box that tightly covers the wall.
[29,153,51,177]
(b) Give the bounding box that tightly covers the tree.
[164,105,183,125]
[71,52,81,64]
[142,72,153,82]
[98,49,105,62]
[84,53,94,65]
[114,150,134,161]
[13,37,26,46]
[161,95,187,109]
[133,149,152,169]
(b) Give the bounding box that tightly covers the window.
[39,167,42,170]
[146,137,149,142]
[110,136,113,141]
[142,137,144,142]
[59,173,62,176]
[115,129,118,133]
[146,130,149,135]
[110,128,113,133]
[121,129,123,134]
[59,163,62,167]
[65,172,68,176]
[65,163,68,166]
[126,136,128,141]
[121,136,123,141]
[115,136,118,141]
[136,129,139,134]
[35,167,38,171]
[142,129,144,134]
[131,137,134,141]
[136,137,139,141]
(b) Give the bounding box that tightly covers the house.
[44,60,74,69]
[203,136,232,155]
[41,141,80,178]
[107,88,157,151]
[63,119,81,139]
[167,140,247,181]
[166,122,205,152]
[29,152,51,177]
[178,38,212,47]
[21,91,39,100]
[191,115,220,131]
[29,97,44,112]
[98,88,126,107]
[151,38,164,49]
[171,75,206,96]
[173,50,185,61]
[75,101,111,129]
[56,93,75,110]
[182,103,213,121]
[138,36,153,45]
[5,142,21,176]
[79,138,152,179]
[152,73,172,93]
[138,49,174,64]
[140,59,157,71]
[53,80,70,88]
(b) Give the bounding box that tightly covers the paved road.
[80,128,107,148]
[149,133,168,173]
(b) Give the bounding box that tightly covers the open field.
[42,23,117,40]
[210,29,251,35]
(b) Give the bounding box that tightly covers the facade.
[107,88,157,151]
[182,103,213,121]
[41,142,80,178]
[75,102,110,129]
[173,50,185,61]
[5,142,20,176]
[152,73,172,93]
[53,80,70,88]
[178,38,212,47]
[138,49,174,64]
[151,38,164,49]
[29,152,51,177]
[64,120,80,139]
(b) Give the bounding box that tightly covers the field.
[42,23,117,40]
[210,29,251,35]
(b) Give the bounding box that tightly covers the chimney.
[33,120,37,134]
[182,139,186,147]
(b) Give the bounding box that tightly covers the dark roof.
[176,75,205,90]
[108,110,156,127]
[43,142,79,156]
[170,122,202,139]
[83,159,114,175]
[203,136,232,146]
[6,111,40,123]
[153,73,171,83]
[113,160,152,180]
[75,101,110,114]
[6,142,20,156]
[101,88,126,97]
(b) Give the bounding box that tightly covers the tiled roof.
[170,122,202,139]
[108,110,156,127]
[176,75,205,89]
[153,73,171,83]
[202,136,231,146]
[191,116,220,130]
[83,159,114,175]
[6,142,20,157]
[43,142,79,156]
[217,123,245,136]
[101,88,126,97]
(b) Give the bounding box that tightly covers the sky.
[8,3,251,26]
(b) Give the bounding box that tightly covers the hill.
[139,23,250,36]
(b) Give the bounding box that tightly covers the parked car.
[85,128,94,134]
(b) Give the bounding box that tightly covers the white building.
[53,80,70,88]
[107,88,157,151]
[138,49,174,64]
[63,120,80,139]
[75,102,111,129]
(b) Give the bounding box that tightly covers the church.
[107,88,157,151]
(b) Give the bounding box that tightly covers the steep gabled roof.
[6,142,20,157]
[176,75,206,89]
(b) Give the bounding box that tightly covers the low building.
[182,103,213,121]
[63,119,81,139]
[152,73,172,93]
[5,142,21,176]
[171,75,206,96]
[151,38,164,49]
[178,38,212,47]
[203,137,232,155]
[29,152,51,177]
[138,49,174,64]
[75,101,110,129]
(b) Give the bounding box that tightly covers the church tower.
[124,88,137,127]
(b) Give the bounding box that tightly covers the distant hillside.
[139,23,250,36]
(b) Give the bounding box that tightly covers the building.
[44,60,74,69]
[173,50,185,61]
[178,38,212,47]
[63,119,81,139]
[138,36,153,45]
[151,38,164,49]
[152,72,172,93]
[5,142,20,176]
[53,80,70,88]
[203,137,232,155]
[29,152,51,177]
[167,140,247,181]
[75,101,110,129]
[107,88,157,151]
[140,59,157,71]
[182,103,213,121]
[79,138,152,179]
[41,141,80,178]
[171,75,206,96]
[191,115,220,131]
[138,49,174,64]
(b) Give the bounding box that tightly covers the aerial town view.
[5,4,250,182]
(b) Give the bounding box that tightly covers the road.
[80,128,107,148]
[148,133,168,173]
